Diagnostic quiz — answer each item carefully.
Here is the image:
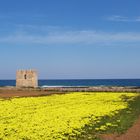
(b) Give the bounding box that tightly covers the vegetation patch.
[0,92,140,140]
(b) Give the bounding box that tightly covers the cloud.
[107,15,140,22]
[135,17,140,21]
[107,15,129,22]
[0,28,140,46]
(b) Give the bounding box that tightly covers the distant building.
[16,70,38,88]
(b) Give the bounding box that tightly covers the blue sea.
[0,79,140,87]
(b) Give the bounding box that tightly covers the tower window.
[24,74,27,79]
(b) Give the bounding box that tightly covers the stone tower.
[16,70,38,88]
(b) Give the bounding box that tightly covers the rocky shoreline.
[0,86,140,98]
[1,86,140,92]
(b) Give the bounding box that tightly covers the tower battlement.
[16,70,38,88]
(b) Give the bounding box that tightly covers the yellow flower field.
[0,92,138,140]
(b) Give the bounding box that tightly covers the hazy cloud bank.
[0,28,140,46]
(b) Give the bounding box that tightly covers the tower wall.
[16,70,38,88]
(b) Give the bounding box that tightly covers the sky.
[0,0,140,79]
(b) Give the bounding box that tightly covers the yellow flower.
[0,92,137,139]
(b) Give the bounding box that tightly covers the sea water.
[0,79,140,87]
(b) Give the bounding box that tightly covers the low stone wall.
[1,86,140,92]
[41,86,140,93]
